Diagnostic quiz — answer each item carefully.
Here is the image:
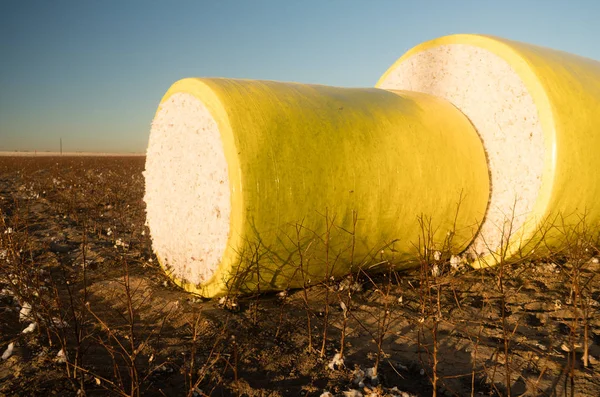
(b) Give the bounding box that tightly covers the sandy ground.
[0,156,599,396]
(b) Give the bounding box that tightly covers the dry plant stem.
[253,254,261,326]
[375,264,393,379]
[352,265,394,380]
[498,259,512,397]
[186,313,203,394]
[336,210,358,361]
[86,257,172,397]
[415,214,440,396]
[186,317,231,397]
[294,220,315,353]
[554,212,598,395]
[320,208,335,358]
[478,199,518,397]
[469,324,485,397]
[123,260,140,397]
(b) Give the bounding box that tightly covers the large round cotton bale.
[377,34,600,266]
[144,78,489,297]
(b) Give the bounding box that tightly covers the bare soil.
[0,156,599,396]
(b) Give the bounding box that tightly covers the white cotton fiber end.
[144,93,231,286]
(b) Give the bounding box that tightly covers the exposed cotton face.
[144,93,231,286]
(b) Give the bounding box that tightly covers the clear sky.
[1,0,598,153]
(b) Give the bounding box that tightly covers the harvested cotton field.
[1,156,600,396]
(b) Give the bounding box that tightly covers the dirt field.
[1,156,599,396]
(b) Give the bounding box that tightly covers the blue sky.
[1,0,598,153]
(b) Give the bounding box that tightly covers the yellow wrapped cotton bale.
[144,78,489,297]
[377,34,600,266]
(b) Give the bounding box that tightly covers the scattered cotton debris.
[365,367,378,384]
[343,390,363,397]
[106,228,113,236]
[19,302,32,322]
[431,264,440,277]
[591,257,599,264]
[561,342,581,353]
[535,342,547,351]
[218,295,239,311]
[4,227,13,234]
[56,349,67,363]
[52,317,68,328]
[114,238,129,248]
[337,277,362,293]
[352,367,366,387]
[433,250,441,261]
[328,352,345,370]
[1,343,14,360]
[22,322,37,334]
[554,300,562,310]
[320,392,333,397]
[388,387,415,397]
[450,255,462,269]
[157,364,174,373]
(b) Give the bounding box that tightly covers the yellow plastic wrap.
[146,78,489,296]
[377,34,600,265]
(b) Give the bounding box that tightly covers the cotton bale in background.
[377,34,600,265]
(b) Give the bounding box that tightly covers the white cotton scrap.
[19,302,32,322]
[327,352,344,370]
[56,349,67,363]
[389,388,415,397]
[22,322,37,334]
[343,391,363,397]
[365,367,378,382]
[52,317,68,328]
[1,342,14,360]
[320,393,334,397]
[450,255,462,269]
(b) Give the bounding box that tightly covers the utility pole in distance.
[60,138,62,155]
